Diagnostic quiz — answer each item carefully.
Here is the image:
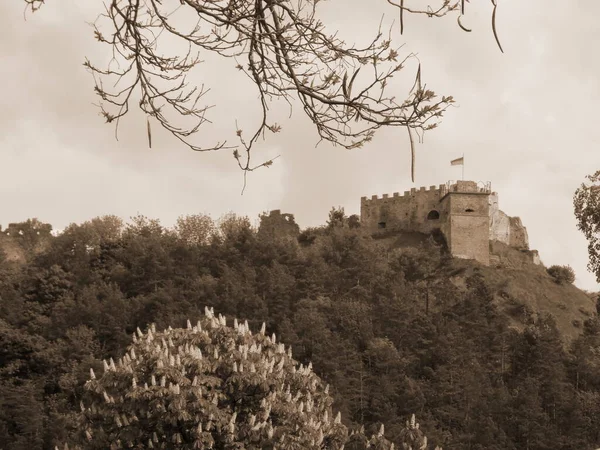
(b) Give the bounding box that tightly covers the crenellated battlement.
[361,184,444,203]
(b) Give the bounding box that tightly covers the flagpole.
[462,153,464,180]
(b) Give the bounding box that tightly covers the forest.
[1,211,599,449]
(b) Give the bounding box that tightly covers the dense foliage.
[546,265,576,285]
[1,212,599,449]
[574,170,600,283]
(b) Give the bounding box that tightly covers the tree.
[67,307,348,449]
[326,207,348,230]
[546,265,576,285]
[0,380,45,450]
[2,218,52,256]
[21,0,503,182]
[174,214,216,246]
[574,170,600,283]
[346,414,442,450]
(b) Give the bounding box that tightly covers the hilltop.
[1,214,596,343]
[348,226,596,342]
[1,213,600,449]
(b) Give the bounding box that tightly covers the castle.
[360,180,540,266]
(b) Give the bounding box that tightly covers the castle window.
[465,208,475,213]
[378,222,386,229]
[427,210,440,220]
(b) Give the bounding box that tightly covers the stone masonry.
[257,210,300,241]
[361,180,535,266]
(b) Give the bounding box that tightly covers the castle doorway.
[427,210,440,220]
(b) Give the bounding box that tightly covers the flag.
[451,157,464,166]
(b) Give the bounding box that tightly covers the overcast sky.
[1,1,598,292]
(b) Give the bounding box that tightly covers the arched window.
[465,208,475,213]
[427,210,440,220]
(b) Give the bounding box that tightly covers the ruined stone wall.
[489,241,541,267]
[258,210,300,241]
[489,193,510,244]
[360,185,445,233]
[508,217,529,250]
[0,233,26,263]
[488,193,529,249]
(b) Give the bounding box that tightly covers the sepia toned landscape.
[1,1,600,449]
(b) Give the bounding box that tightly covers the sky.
[1,1,599,292]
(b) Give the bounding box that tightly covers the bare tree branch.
[22,0,503,186]
[388,0,504,52]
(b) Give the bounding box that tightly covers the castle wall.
[439,191,490,265]
[360,185,444,234]
[448,215,490,265]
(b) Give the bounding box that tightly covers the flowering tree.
[346,415,442,450]
[68,307,347,449]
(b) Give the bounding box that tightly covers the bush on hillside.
[547,265,576,285]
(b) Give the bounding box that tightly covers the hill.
[371,230,597,342]
[0,213,599,449]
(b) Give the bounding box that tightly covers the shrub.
[67,307,347,449]
[547,265,576,285]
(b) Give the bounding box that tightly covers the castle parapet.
[361,185,443,202]
[441,180,492,197]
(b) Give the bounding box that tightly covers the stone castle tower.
[360,180,536,266]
